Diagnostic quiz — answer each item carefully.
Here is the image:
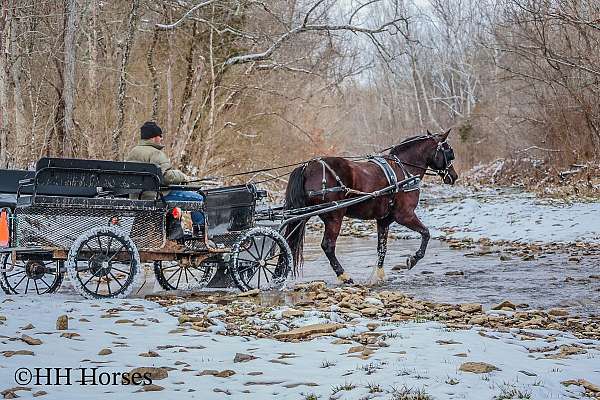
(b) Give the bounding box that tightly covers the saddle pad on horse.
[368,156,420,193]
[368,156,399,193]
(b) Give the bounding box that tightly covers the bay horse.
[283,130,458,284]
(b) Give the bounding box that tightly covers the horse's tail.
[284,165,308,276]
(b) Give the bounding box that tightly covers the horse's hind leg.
[375,218,392,281]
[395,211,430,269]
[320,214,353,284]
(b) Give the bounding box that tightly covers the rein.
[190,134,453,184]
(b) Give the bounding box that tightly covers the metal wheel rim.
[2,256,61,295]
[236,234,285,290]
[73,232,134,297]
[158,261,215,290]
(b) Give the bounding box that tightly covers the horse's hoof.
[406,256,417,269]
[337,272,354,285]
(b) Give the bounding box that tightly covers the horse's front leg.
[320,214,354,284]
[396,212,430,269]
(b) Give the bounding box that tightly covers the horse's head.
[427,129,458,185]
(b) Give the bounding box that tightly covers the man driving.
[126,121,204,235]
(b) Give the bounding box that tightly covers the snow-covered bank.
[416,185,600,244]
[1,294,599,399]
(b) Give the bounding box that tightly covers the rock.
[234,353,257,363]
[281,309,304,318]
[56,315,68,330]
[21,334,42,345]
[125,367,168,383]
[33,391,47,397]
[114,319,134,324]
[21,323,34,330]
[307,281,327,291]
[331,339,352,345]
[139,351,160,357]
[499,254,511,261]
[445,270,464,276]
[469,316,488,325]
[390,314,407,322]
[216,370,236,378]
[548,308,569,317]
[492,301,516,311]
[197,370,236,378]
[459,362,499,374]
[273,323,344,340]
[366,323,379,331]
[178,315,204,324]
[141,384,164,392]
[562,379,600,393]
[518,370,537,377]
[2,350,35,357]
[1,387,31,399]
[60,332,80,339]
[98,348,112,356]
[446,310,465,319]
[460,303,483,314]
[360,307,379,316]
[237,289,260,297]
[347,346,366,354]
[436,339,461,345]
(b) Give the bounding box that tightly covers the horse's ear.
[426,129,433,136]
[439,128,451,142]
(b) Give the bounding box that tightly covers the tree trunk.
[146,28,160,120]
[9,7,27,166]
[0,0,9,168]
[199,27,216,172]
[112,0,139,158]
[173,23,202,165]
[63,0,77,158]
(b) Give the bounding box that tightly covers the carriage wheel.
[229,227,293,292]
[0,254,64,295]
[66,227,140,299]
[153,256,219,291]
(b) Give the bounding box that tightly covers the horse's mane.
[390,134,431,153]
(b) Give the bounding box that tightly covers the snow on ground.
[394,185,600,244]
[1,295,599,399]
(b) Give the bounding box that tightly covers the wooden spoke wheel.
[229,227,293,292]
[66,227,140,299]
[153,257,219,291]
[0,254,63,295]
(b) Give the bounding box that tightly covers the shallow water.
[297,233,600,316]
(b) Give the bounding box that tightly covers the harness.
[306,156,421,202]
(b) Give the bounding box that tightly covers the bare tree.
[63,0,78,157]
[112,0,140,157]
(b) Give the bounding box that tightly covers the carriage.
[0,133,455,298]
[0,158,293,299]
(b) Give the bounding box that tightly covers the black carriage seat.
[31,157,163,198]
[0,170,34,209]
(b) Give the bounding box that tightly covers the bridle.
[388,134,455,182]
[434,140,455,181]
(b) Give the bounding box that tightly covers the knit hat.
[141,121,163,140]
